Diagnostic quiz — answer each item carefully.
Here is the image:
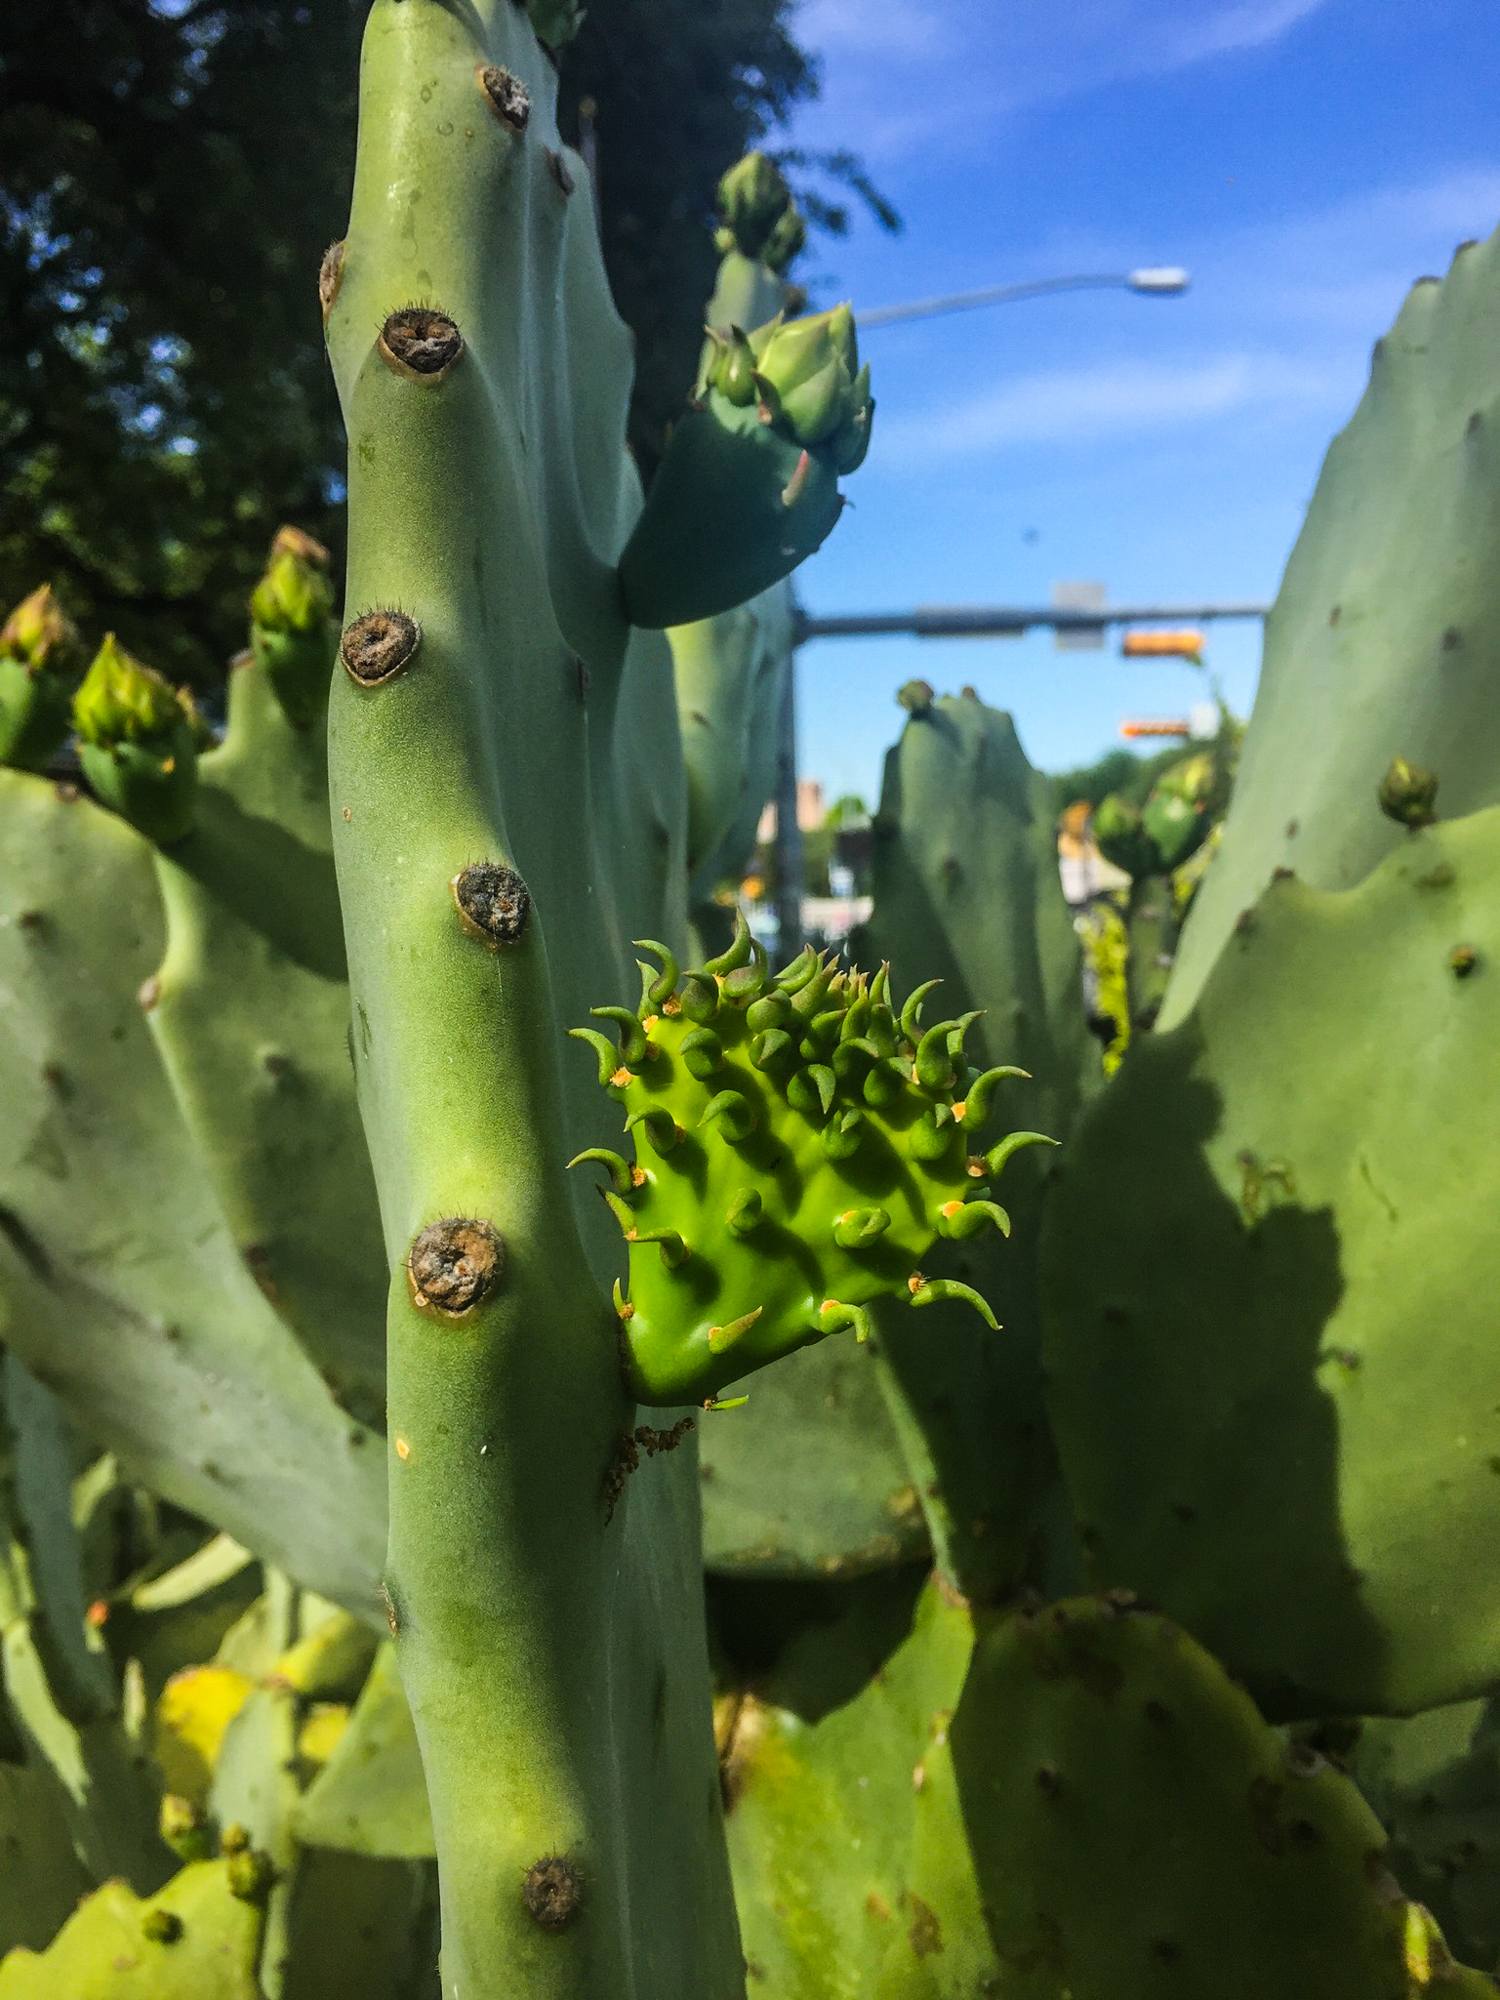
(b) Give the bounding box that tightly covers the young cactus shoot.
[570,917,1054,1404]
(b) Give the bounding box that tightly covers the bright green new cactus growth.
[571,918,1050,1405]
[0,585,81,771]
[72,634,198,845]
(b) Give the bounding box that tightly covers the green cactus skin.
[73,635,199,846]
[1042,803,1500,1719]
[0,585,81,772]
[956,1594,1494,1999]
[0,1357,172,1894]
[293,1643,434,1861]
[144,625,388,1427]
[0,771,386,1617]
[1164,225,1500,1027]
[0,1760,89,1958]
[1354,1696,1500,1976]
[324,3,739,1992]
[850,690,1097,1605]
[722,1576,1000,1998]
[574,925,1036,1406]
[0,1859,267,1998]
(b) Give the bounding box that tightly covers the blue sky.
[782,0,1500,800]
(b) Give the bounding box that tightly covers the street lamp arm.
[857,267,1189,330]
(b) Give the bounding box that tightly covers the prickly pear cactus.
[0,586,81,771]
[1165,223,1500,1023]
[851,689,1097,1603]
[957,1594,1494,1998]
[572,920,1044,1405]
[0,1859,268,1999]
[1043,800,1500,1718]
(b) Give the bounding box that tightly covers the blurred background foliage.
[0,0,895,687]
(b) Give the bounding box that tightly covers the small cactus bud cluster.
[72,633,199,844]
[1095,750,1216,881]
[0,582,83,770]
[713,151,806,272]
[700,303,872,476]
[570,916,1054,1405]
[248,526,338,729]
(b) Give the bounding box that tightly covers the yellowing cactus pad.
[570,918,1053,1405]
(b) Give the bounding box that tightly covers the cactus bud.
[73,635,198,844]
[715,152,794,262]
[763,203,808,274]
[250,527,338,728]
[159,1792,211,1862]
[897,680,935,717]
[1093,794,1164,881]
[0,583,83,770]
[1377,754,1439,829]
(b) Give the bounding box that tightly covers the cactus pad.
[0,1860,266,1998]
[957,1594,1495,1998]
[572,921,1047,1405]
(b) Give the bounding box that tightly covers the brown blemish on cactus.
[141,1907,184,1944]
[478,64,531,132]
[378,307,464,383]
[407,1217,506,1318]
[138,975,162,1011]
[547,149,576,196]
[16,909,42,931]
[379,1581,399,1635]
[1034,1762,1061,1799]
[522,1855,584,1930]
[340,609,421,686]
[908,1897,943,1958]
[1449,943,1479,978]
[452,861,531,946]
[603,1418,695,1524]
[318,241,345,321]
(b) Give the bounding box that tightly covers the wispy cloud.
[877,353,1342,459]
[793,0,1336,158]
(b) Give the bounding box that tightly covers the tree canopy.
[1,0,884,685]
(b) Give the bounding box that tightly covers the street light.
[857,267,1190,331]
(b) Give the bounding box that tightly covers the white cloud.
[878,352,1342,458]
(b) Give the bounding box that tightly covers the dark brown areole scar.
[452,862,532,947]
[318,241,345,321]
[378,307,465,382]
[340,610,421,686]
[478,64,531,132]
[407,1217,506,1318]
[522,1855,584,1930]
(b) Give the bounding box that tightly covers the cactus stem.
[339,609,421,686]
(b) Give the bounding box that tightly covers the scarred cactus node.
[340,610,421,687]
[522,1855,585,1931]
[451,862,531,947]
[378,306,465,383]
[407,1217,506,1319]
[547,149,576,196]
[141,1908,184,1944]
[478,64,531,132]
[226,1846,276,1903]
[318,240,345,322]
